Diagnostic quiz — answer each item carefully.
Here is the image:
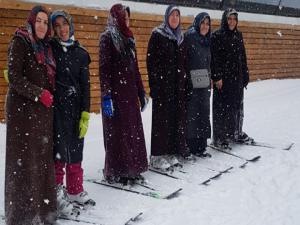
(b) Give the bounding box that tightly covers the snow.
[21,0,300,25]
[0,79,300,225]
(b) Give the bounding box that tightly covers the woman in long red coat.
[99,4,148,184]
[5,5,57,225]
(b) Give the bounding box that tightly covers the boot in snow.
[150,155,172,170]
[68,191,96,207]
[57,185,80,219]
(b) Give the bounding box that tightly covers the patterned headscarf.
[107,4,135,58]
[156,5,183,45]
[15,5,56,88]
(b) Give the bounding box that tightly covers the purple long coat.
[99,30,148,179]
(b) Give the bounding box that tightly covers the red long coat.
[5,36,57,225]
[99,30,148,179]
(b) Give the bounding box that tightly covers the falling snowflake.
[17,159,22,166]
[277,31,282,37]
[44,199,50,204]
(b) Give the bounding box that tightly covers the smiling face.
[53,16,70,41]
[34,12,48,40]
[200,17,210,36]
[168,10,180,29]
[227,14,237,31]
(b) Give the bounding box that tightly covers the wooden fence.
[1,0,300,121]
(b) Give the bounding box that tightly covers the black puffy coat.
[184,12,212,141]
[210,9,249,142]
[147,27,191,156]
[50,39,90,163]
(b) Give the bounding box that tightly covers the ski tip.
[164,188,183,200]
[124,212,143,225]
[283,143,294,150]
[201,179,211,185]
[239,161,248,168]
[249,155,261,162]
[132,212,143,221]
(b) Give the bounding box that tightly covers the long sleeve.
[79,50,91,112]
[210,32,223,82]
[146,32,160,99]
[239,32,249,86]
[8,36,43,101]
[133,49,145,96]
[99,32,113,98]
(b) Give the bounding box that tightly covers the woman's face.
[227,14,237,31]
[35,12,48,40]
[168,10,180,29]
[200,18,210,36]
[125,10,130,28]
[53,16,70,42]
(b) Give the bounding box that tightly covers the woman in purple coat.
[99,4,148,184]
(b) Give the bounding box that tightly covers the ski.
[86,179,182,200]
[149,167,213,185]
[236,140,294,151]
[124,212,143,225]
[208,144,261,163]
[58,215,104,225]
[148,168,181,180]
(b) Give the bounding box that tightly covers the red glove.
[40,89,53,108]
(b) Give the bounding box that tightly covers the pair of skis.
[237,140,294,151]
[58,212,143,225]
[208,139,294,166]
[86,178,182,200]
[148,167,224,185]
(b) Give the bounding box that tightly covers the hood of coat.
[221,8,238,32]
[185,12,211,47]
[192,12,211,35]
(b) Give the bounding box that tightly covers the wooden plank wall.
[1,1,300,122]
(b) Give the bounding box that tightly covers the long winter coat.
[147,28,191,156]
[99,30,148,179]
[5,36,57,225]
[210,9,249,142]
[50,39,90,164]
[184,12,211,141]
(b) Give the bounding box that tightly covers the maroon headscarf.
[15,5,56,88]
[109,4,133,38]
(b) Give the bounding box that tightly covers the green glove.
[79,111,90,139]
[3,69,8,83]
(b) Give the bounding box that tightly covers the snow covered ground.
[1,79,300,225]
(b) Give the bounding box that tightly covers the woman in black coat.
[210,8,250,148]
[184,12,212,157]
[50,10,94,212]
[147,5,192,170]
